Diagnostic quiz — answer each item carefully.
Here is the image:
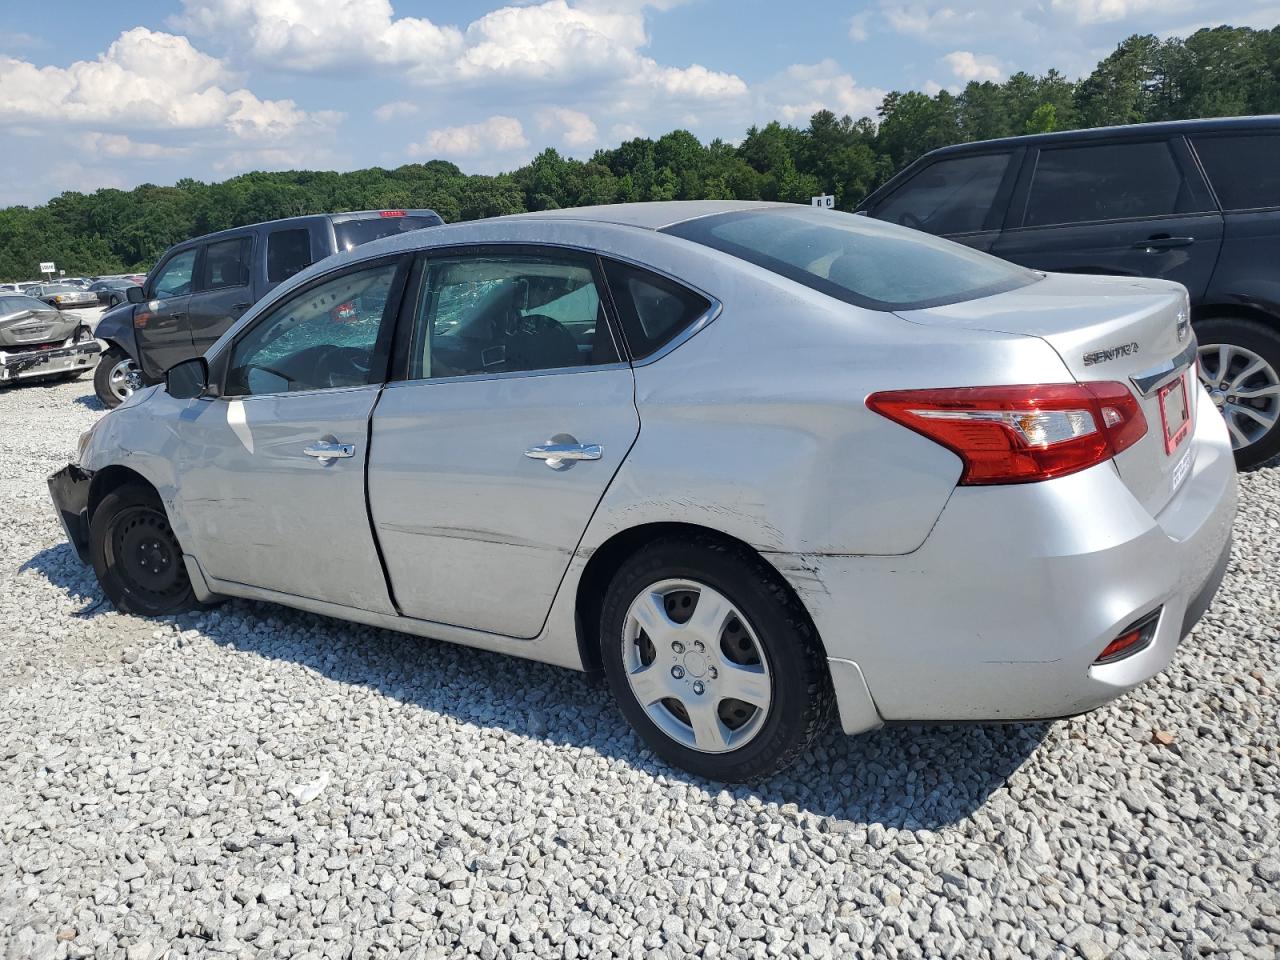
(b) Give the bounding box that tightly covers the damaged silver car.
[0,294,100,386]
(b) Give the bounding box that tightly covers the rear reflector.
[1095,610,1161,665]
[866,382,1148,484]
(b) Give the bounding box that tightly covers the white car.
[48,202,1237,781]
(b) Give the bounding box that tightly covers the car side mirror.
[166,357,209,400]
[126,286,146,304]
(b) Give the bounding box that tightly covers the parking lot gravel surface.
[1,377,1277,960]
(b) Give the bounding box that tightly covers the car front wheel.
[1196,317,1280,469]
[94,347,141,408]
[89,485,199,617]
[600,535,833,781]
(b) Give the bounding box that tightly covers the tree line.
[1,25,1277,281]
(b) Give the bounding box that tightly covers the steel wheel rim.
[622,578,772,755]
[109,506,185,603]
[1198,342,1280,450]
[107,357,139,402]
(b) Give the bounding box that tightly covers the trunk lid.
[898,272,1198,516]
[0,308,77,349]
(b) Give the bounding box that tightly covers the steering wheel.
[315,346,371,388]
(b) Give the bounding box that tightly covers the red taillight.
[379,210,406,218]
[866,382,1148,485]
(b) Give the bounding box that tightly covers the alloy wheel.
[1198,342,1280,451]
[107,356,142,403]
[621,579,772,754]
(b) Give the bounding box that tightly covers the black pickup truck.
[94,209,443,407]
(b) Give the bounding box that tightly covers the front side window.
[267,228,312,283]
[874,153,1011,235]
[1024,141,1207,227]
[663,207,1037,311]
[202,237,251,290]
[602,259,711,359]
[407,253,617,380]
[225,261,399,396]
[152,249,197,299]
[1192,134,1280,211]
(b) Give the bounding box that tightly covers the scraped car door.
[367,247,639,638]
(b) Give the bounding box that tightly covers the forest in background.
[1,26,1277,280]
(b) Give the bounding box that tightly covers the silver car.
[34,283,98,309]
[0,294,100,385]
[48,202,1237,781]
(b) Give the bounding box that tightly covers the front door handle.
[524,438,602,470]
[1132,236,1194,252]
[303,440,355,462]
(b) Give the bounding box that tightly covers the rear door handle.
[303,440,355,461]
[1133,236,1194,252]
[524,440,602,470]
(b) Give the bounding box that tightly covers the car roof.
[923,114,1280,157]
[501,200,794,231]
[167,208,443,250]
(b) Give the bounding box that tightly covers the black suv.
[94,209,443,407]
[858,115,1280,468]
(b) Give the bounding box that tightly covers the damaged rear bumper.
[48,464,93,564]
[0,340,100,383]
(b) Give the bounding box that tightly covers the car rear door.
[992,137,1224,297]
[865,149,1021,252]
[188,234,254,356]
[367,246,639,638]
[135,247,199,379]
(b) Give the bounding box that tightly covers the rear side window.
[1024,141,1207,227]
[602,260,712,359]
[334,213,443,252]
[663,207,1036,311]
[202,237,251,290]
[873,153,1011,235]
[1192,134,1280,211]
[267,228,312,283]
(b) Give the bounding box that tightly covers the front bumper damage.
[0,339,100,383]
[48,464,94,564]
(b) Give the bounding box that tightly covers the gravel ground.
[1,377,1277,960]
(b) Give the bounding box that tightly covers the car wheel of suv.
[89,485,199,617]
[1196,317,1280,469]
[600,535,833,781]
[94,347,140,408]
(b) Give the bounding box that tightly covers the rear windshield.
[333,214,442,252]
[663,207,1037,311]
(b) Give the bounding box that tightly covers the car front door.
[367,247,639,638]
[992,137,1224,297]
[135,248,199,380]
[189,234,254,356]
[173,255,411,612]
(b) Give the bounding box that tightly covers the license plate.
[1159,374,1191,455]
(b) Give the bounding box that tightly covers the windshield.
[662,206,1037,311]
[333,214,442,252]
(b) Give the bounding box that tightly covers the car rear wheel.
[94,347,141,408]
[1196,317,1280,469]
[89,485,199,617]
[600,535,832,781]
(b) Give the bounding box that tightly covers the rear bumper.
[48,464,94,564]
[0,341,100,382]
[785,391,1237,729]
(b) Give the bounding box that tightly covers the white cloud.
[538,107,599,148]
[758,60,886,124]
[848,11,872,41]
[1049,0,1173,24]
[409,116,530,158]
[0,27,333,139]
[884,4,982,37]
[374,100,418,122]
[79,133,188,160]
[941,50,1004,82]
[611,122,646,140]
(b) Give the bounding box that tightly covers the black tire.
[89,484,199,617]
[93,346,136,409]
[600,535,833,782]
[1196,316,1280,469]
[108,294,122,307]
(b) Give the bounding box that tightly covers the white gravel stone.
[0,377,1278,958]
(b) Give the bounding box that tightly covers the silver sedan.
[49,201,1237,781]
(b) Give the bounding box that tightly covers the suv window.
[663,207,1037,311]
[874,153,1011,235]
[152,249,197,299]
[334,214,442,252]
[408,253,616,380]
[1192,134,1280,211]
[267,228,312,283]
[1024,140,1206,227]
[225,262,399,396]
[202,236,251,290]
[602,259,711,359]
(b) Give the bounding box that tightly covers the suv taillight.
[866,382,1147,485]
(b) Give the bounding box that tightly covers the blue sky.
[1,0,1276,206]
